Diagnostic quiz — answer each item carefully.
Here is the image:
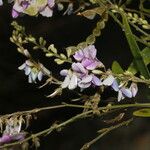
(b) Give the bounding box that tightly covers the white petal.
[118,90,124,102]
[69,74,78,90]
[18,63,26,70]
[31,72,38,82]
[28,75,32,83]
[103,75,115,86]
[25,66,31,75]
[38,71,43,81]
[61,75,70,89]
[40,6,53,17]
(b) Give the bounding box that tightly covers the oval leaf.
[133,108,150,117]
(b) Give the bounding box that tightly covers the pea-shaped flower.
[18,60,50,83]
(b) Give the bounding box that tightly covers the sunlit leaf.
[112,61,124,74]
[133,108,150,117]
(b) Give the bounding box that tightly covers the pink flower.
[73,45,104,70]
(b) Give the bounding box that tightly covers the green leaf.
[127,47,150,75]
[141,47,150,65]
[112,61,124,74]
[133,108,150,117]
[122,12,150,79]
[54,59,64,65]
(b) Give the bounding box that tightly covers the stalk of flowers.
[11,0,55,18]
[18,59,50,83]
[60,45,138,101]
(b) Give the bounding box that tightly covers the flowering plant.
[0,0,150,149]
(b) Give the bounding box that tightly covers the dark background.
[0,2,150,150]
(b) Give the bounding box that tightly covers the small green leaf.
[48,44,57,54]
[86,35,95,45]
[133,108,150,117]
[46,53,54,57]
[54,59,64,65]
[112,61,124,74]
[60,53,67,59]
[127,47,150,75]
[141,47,150,65]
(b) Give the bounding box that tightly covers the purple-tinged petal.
[73,50,84,61]
[12,9,20,18]
[68,74,78,90]
[130,83,138,97]
[81,58,93,67]
[102,75,115,86]
[78,82,91,89]
[72,63,87,74]
[86,61,98,70]
[111,79,119,91]
[92,75,102,86]
[0,134,12,144]
[25,66,31,75]
[80,75,92,83]
[48,0,55,7]
[60,69,68,76]
[11,133,25,141]
[86,45,97,59]
[121,88,132,98]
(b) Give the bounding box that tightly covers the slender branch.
[0,103,150,148]
[80,118,133,150]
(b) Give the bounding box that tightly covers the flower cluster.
[0,118,25,145]
[11,0,55,18]
[60,45,104,90]
[60,45,138,101]
[103,75,138,101]
[18,60,50,83]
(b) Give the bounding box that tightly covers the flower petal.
[73,50,84,61]
[60,69,68,76]
[111,79,119,91]
[38,71,43,81]
[68,74,78,90]
[102,75,115,86]
[92,75,102,86]
[61,75,70,89]
[72,63,87,74]
[118,90,124,102]
[121,88,132,98]
[40,6,53,17]
[80,75,92,83]
[78,82,91,89]
[130,83,138,97]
